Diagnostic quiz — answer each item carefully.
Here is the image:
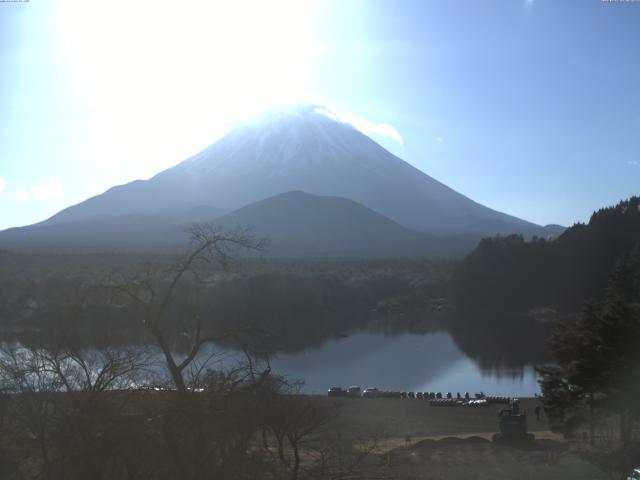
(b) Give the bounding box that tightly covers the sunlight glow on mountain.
[54,0,323,177]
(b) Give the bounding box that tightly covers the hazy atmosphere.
[2,0,639,230]
[1,2,640,480]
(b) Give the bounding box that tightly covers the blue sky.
[1,0,639,230]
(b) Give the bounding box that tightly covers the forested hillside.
[448,197,640,366]
[0,255,453,353]
[453,197,640,315]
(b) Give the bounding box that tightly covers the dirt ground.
[320,396,607,480]
[325,397,550,439]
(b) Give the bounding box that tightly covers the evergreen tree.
[454,196,640,315]
[537,244,640,444]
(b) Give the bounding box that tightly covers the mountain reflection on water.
[1,329,542,397]
[266,331,540,396]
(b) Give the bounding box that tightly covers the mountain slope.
[214,191,428,257]
[0,191,480,258]
[0,205,224,252]
[41,104,549,237]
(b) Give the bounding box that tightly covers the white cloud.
[436,137,443,143]
[15,190,30,202]
[314,107,404,145]
[30,176,64,200]
[0,177,7,194]
[11,176,65,203]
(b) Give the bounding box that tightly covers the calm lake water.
[2,331,541,397]
[267,331,540,396]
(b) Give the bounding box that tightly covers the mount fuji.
[0,104,562,256]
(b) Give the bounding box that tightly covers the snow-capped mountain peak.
[40,103,542,237]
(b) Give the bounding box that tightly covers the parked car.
[347,386,361,397]
[327,386,346,397]
[362,387,379,398]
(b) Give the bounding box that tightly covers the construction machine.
[492,398,535,445]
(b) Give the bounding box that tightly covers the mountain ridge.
[0,191,482,258]
[40,104,549,237]
[0,104,565,257]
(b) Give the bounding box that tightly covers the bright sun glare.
[54,0,322,177]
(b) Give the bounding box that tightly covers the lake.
[267,331,540,396]
[1,330,541,397]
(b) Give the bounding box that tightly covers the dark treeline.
[450,197,640,364]
[454,196,640,315]
[5,197,639,368]
[0,254,454,354]
[535,245,640,478]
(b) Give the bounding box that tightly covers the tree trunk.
[589,394,595,446]
[277,433,286,464]
[291,439,300,480]
[150,326,187,394]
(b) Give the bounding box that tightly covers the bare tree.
[0,343,148,480]
[261,381,336,480]
[102,223,266,393]
[92,224,276,480]
[308,432,381,480]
